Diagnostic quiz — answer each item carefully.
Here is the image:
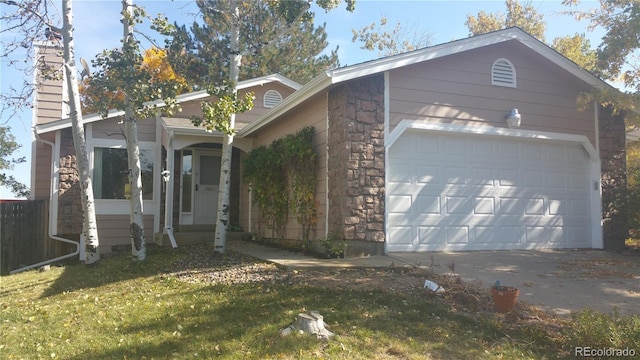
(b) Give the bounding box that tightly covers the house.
[31,27,628,259]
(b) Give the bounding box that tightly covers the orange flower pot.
[491,286,519,313]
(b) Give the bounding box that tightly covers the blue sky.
[0,0,604,199]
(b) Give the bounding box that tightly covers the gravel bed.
[168,244,293,285]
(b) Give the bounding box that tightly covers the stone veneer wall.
[57,128,83,235]
[327,74,386,256]
[599,105,628,251]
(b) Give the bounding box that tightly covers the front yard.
[1,244,638,359]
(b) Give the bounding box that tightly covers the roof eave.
[238,73,332,137]
[34,74,301,133]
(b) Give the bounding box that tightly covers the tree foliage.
[465,0,546,40]
[466,0,607,107]
[166,0,343,86]
[243,126,317,246]
[352,16,432,57]
[0,0,60,119]
[626,141,640,235]
[0,125,29,198]
[551,33,597,72]
[80,46,188,114]
[563,0,639,118]
[82,7,189,120]
[190,81,254,135]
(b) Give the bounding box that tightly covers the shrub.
[569,308,640,350]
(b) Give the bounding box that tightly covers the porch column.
[164,131,177,248]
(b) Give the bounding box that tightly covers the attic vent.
[491,58,516,88]
[263,90,283,108]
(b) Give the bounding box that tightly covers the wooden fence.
[0,199,74,274]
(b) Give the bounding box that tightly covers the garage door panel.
[445,196,470,214]
[387,130,593,252]
[497,169,520,187]
[524,170,544,188]
[473,197,495,215]
[416,195,441,214]
[388,226,413,247]
[471,168,495,186]
[444,137,467,156]
[418,226,444,245]
[474,226,521,244]
[388,195,412,213]
[446,226,469,244]
[445,167,467,185]
[417,165,441,184]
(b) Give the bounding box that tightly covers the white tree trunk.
[213,0,241,254]
[61,0,100,264]
[123,0,146,261]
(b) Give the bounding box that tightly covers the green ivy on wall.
[243,126,318,246]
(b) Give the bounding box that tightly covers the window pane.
[140,150,154,200]
[181,150,192,212]
[93,147,154,200]
[93,148,128,199]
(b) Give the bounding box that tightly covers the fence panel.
[1,200,51,274]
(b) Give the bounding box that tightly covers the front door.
[193,151,221,224]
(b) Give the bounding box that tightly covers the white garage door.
[387,130,593,251]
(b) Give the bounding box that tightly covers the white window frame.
[89,137,158,215]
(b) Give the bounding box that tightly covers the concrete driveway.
[389,249,640,317]
[229,240,639,317]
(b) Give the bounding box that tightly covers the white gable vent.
[491,58,516,88]
[263,89,283,108]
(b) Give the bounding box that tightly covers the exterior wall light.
[506,108,521,128]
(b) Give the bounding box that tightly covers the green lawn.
[1,245,638,359]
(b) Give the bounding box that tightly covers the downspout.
[248,185,252,234]
[11,130,80,274]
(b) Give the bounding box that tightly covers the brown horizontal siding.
[91,117,156,142]
[96,214,154,251]
[35,44,64,125]
[388,40,595,144]
[178,83,296,130]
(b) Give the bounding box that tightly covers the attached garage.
[386,123,602,252]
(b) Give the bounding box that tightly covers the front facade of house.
[31,28,628,257]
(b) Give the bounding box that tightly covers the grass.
[1,246,638,360]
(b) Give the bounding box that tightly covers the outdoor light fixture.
[506,108,521,128]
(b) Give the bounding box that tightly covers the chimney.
[32,39,68,127]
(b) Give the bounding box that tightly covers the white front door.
[194,151,221,224]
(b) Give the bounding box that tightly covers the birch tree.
[83,0,187,261]
[122,0,146,261]
[1,0,101,264]
[190,0,355,254]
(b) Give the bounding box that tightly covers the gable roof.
[35,73,301,134]
[239,27,613,136]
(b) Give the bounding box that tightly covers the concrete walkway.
[228,240,640,317]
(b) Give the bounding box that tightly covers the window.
[93,147,154,200]
[263,89,282,108]
[491,58,516,88]
[181,150,192,212]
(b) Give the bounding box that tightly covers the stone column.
[327,74,385,256]
[57,128,83,236]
